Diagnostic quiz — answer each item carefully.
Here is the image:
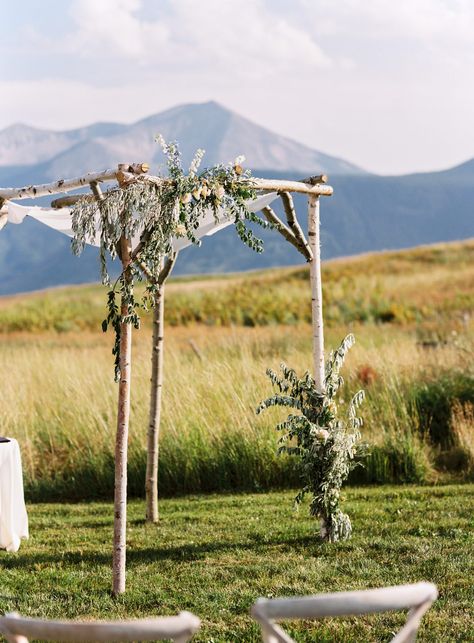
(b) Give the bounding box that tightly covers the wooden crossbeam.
[0,169,333,204]
[0,164,149,201]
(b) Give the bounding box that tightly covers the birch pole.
[307,194,325,392]
[145,254,177,523]
[146,282,165,523]
[112,235,133,596]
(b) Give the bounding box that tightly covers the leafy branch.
[71,138,268,378]
[257,334,366,542]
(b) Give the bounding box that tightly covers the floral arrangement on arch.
[71,136,269,377]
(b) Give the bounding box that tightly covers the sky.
[1,0,473,175]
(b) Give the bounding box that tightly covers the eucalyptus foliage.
[71,137,268,378]
[257,334,366,542]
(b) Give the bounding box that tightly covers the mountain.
[0,102,473,295]
[0,122,127,168]
[0,101,366,181]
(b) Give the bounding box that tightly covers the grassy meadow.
[2,486,473,641]
[0,239,473,499]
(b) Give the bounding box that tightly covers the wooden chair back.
[0,610,200,642]
[251,582,438,643]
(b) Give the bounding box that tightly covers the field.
[0,239,473,500]
[1,239,473,640]
[1,486,473,641]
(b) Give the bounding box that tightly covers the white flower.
[234,155,246,165]
[215,185,225,199]
[180,193,192,204]
[314,428,329,442]
[201,185,209,199]
[155,133,166,152]
[189,148,205,176]
[192,187,202,200]
[175,224,186,237]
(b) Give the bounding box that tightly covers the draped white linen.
[0,439,29,552]
[3,192,278,251]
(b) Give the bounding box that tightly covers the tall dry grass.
[2,322,472,500]
[1,239,473,499]
[446,401,474,473]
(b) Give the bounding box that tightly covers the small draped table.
[0,438,28,552]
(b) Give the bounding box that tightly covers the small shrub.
[350,434,433,484]
[257,335,365,542]
[440,401,474,475]
[410,372,474,448]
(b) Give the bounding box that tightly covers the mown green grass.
[1,485,473,641]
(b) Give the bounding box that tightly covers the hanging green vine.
[257,334,366,542]
[71,137,268,379]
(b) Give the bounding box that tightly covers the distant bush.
[350,435,433,485]
[410,372,474,448]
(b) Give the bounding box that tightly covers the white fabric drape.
[0,439,29,552]
[4,193,278,251]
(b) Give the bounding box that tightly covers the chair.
[0,610,200,642]
[251,582,438,643]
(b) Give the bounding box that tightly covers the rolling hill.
[1,239,472,333]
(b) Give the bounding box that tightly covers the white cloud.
[303,0,474,63]
[2,0,474,173]
[66,0,331,73]
[70,0,168,59]
[0,78,181,129]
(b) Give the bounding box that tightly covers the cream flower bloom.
[314,428,329,442]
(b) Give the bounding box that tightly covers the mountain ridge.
[0,101,473,295]
[0,101,366,177]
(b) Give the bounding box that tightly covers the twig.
[158,252,178,285]
[261,205,310,259]
[188,339,203,361]
[279,191,312,261]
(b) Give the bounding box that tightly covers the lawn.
[1,485,473,641]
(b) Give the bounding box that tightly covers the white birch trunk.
[145,283,165,523]
[308,195,330,540]
[0,165,149,201]
[112,235,133,596]
[307,195,325,392]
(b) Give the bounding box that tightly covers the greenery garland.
[257,334,366,542]
[71,137,269,378]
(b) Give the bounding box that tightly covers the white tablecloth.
[0,438,29,552]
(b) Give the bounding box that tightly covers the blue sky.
[2,0,473,174]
